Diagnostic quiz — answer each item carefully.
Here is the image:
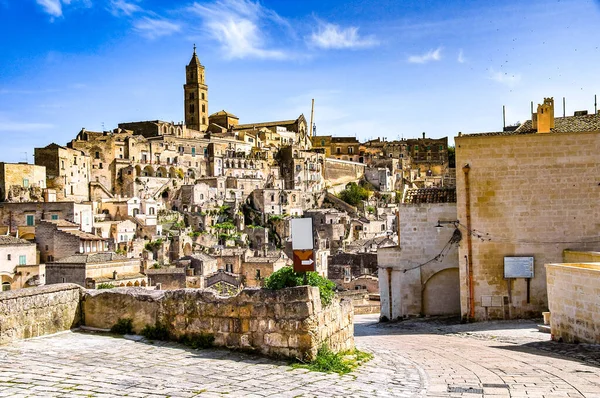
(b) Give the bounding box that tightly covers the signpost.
[291,218,315,273]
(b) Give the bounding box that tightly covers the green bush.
[140,323,170,341]
[264,267,336,306]
[292,345,373,375]
[96,283,115,289]
[179,332,215,349]
[338,182,370,206]
[110,318,134,335]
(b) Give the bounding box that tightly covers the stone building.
[36,220,107,263]
[45,252,146,288]
[454,97,600,320]
[0,235,42,291]
[304,208,349,252]
[0,201,93,240]
[378,198,460,320]
[0,162,46,203]
[278,147,324,193]
[328,251,378,285]
[145,267,186,290]
[34,143,90,202]
[184,46,209,132]
[249,189,305,219]
[241,251,289,288]
[311,136,361,162]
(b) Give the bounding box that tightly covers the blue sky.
[1,0,599,163]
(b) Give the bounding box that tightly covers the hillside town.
[2,46,600,397]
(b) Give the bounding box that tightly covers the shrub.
[140,323,170,341]
[110,318,134,335]
[179,332,215,349]
[292,345,373,375]
[338,182,370,206]
[97,283,115,289]
[264,267,336,306]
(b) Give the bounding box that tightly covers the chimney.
[536,97,555,133]
[422,132,425,139]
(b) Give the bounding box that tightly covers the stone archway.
[183,243,192,256]
[422,268,460,316]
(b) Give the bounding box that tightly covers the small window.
[22,178,29,188]
[226,263,233,273]
[336,147,341,154]
[19,255,26,265]
[51,214,58,220]
[320,140,325,146]
[190,92,195,100]
[26,215,34,226]
[7,254,11,261]
[255,269,261,279]
[99,163,103,169]
[1,283,10,292]
[95,151,100,159]
[201,93,205,100]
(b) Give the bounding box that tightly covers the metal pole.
[309,99,315,138]
[502,106,506,130]
[563,97,566,117]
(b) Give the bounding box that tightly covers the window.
[201,93,205,100]
[51,214,58,220]
[414,145,419,151]
[336,147,341,154]
[73,157,77,165]
[202,104,205,112]
[320,140,325,146]
[61,160,65,170]
[99,163,103,169]
[26,215,34,226]
[348,147,354,154]
[190,92,195,100]
[19,255,26,265]
[1,283,9,292]
[255,269,261,279]
[226,263,233,273]
[7,254,11,261]
[189,104,195,113]
[191,147,196,157]
[95,151,100,159]
[439,145,444,150]
[22,179,29,188]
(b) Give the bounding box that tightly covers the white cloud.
[133,17,181,39]
[457,49,466,63]
[188,0,288,60]
[35,0,91,18]
[488,68,521,87]
[408,47,442,64]
[309,22,378,50]
[109,0,141,16]
[36,0,62,17]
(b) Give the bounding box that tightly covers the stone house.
[345,236,396,254]
[0,162,46,202]
[0,235,42,291]
[241,251,289,288]
[36,220,108,263]
[349,217,388,241]
[0,201,93,240]
[34,143,90,202]
[378,199,460,320]
[45,252,146,288]
[454,97,600,320]
[304,208,349,253]
[145,267,186,290]
[278,147,324,193]
[249,189,305,219]
[328,252,378,283]
[311,136,361,162]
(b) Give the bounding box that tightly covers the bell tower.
[184,45,208,132]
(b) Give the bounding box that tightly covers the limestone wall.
[82,286,354,360]
[0,284,82,345]
[324,158,365,187]
[563,250,600,263]
[546,263,600,343]
[455,131,600,320]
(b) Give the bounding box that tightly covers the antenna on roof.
[595,94,597,114]
[502,105,506,130]
[563,97,566,117]
[102,122,105,131]
[530,101,533,114]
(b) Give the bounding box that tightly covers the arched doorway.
[183,243,192,256]
[422,268,460,316]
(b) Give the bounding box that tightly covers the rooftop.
[0,235,33,245]
[47,252,131,264]
[403,188,456,204]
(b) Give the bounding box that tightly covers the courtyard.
[0,314,599,397]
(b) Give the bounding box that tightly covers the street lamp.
[435,220,459,234]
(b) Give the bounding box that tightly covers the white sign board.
[504,257,534,279]
[291,218,313,250]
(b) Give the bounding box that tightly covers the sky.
[1,0,600,163]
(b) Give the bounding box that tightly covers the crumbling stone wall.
[0,284,81,345]
[82,286,354,360]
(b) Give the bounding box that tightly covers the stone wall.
[563,250,600,263]
[324,158,365,187]
[82,286,354,360]
[0,284,81,345]
[546,263,600,343]
[455,131,600,320]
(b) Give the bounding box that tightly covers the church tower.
[184,45,208,132]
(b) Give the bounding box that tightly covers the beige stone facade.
[34,144,90,202]
[0,162,46,202]
[455,104,600,320]
[0,235,41,291]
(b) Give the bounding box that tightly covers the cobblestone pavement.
[0,314,599,397]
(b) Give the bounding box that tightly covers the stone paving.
[0,314,599,397]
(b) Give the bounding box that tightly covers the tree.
[448,146,456,168]
[338,182,370,206]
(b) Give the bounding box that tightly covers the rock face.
[82,286,354,360]
[0,284,82,345]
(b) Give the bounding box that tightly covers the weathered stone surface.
[82,285,354,360]
[0,283,82,345]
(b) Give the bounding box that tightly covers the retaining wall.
[0,283,82,345]
[546,262,600,343]
[82,286,354,360]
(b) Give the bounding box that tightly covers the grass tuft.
[292,345,373,375]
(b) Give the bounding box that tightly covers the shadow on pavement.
[492,340,600,369]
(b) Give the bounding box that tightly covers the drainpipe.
[387,267,393,319]
[462,164,475,320]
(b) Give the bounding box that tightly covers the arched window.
[149,207,155,215]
